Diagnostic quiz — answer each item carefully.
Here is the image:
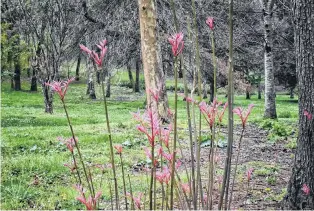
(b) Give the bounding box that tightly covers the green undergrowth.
[1,79,298,209]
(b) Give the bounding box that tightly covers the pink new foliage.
[64,162,76,173]
[80,39,108,68]
[133,109,159,146]
[246,168,254,182]
[302,184,310,195]
[233,104,254,128]
[114,144,123,154]
[206,17,214,30]
[181,183,190,194]
[126,192,143,210]
[59,137,77,153]
[168,32,184,57]
[73,184,102,210]
[304,110,313,120]
[155,167,171,185]
[199,99,222,129]
[179,93,197,104]
[45,78,75,100]
[160,124,172,148]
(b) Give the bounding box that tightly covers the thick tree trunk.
[290,87,294,99]
[203,80,208,99]
[127,63,135,91]
[135,58,140,92]
[210,82,214,102]
[14,59,21,91]
[246,86,251,99]
[42,82,53,113]
[258,82,262,99]
[86,59,96,99]
[30,68,37,92]
[138,0,169,120]
[106,70,111,98]
[282,0,314,209]
[263,0,277,118]
[75,53,81,81]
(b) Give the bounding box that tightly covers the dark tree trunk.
[127,63,135,91]
[258,82,262,99]
[75,53,81,81]
[14,59,21,91]
[290,87,294,99]
[43,83,53,113]
[246,87,250,99]
[209,82,214,102]
[10,78,14,89]
[30,68,37,91]
[178,58,183,78]
[27,68,31,78]
[203,80,208,99]
[106,72,111,98]
[282,0,314,209]
[135,58,140,92]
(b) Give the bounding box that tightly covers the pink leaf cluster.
[233,104,254,128]
[45,78,75,100]
[133,109,159,146]
[246,168,254,182]
[160,124,172,148]
[80,39,107,68]
[126,192,143,210]
[168,32,184,57]
[64,161,76,173]
[180,183,190,193]
[155,167,171,185]
[304,110,312,120]
[206,17,214,30]
[302,184,310,195]
[199,99,225,129]
[73,184,102,210]
[114,144,123,154]
[58,137,78,153]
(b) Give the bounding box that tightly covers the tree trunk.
[210,82,214,102]
[282,0,314,209]
[263,0,277,118]
[203,80,208,99]
[258,82,262,99]
[138,0,169,120]
[135,58,140,92]
[75,53,81,81]
[290,87,294,99]
[127,62,135,91]
[86,59,96,99]
[14,57,21,91]
[106,70,111,98]
[30,68,37,91]
[42,82,53,113]
[246,86,250,99]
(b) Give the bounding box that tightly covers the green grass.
[1,77,299,209]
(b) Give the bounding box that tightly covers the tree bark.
[138,0,169,120]
[203,80,208,99]
[258,82,262,99]
[30,67,37,91]
[106,69,111,98]
[75,53,81,81]
[246,86,251,99]
[14,59,21,91]
[262,0,277,118]
[290,87,294,99]
[135,58,140,92]
[282,0,314,209]
[42,82,53,113]
[86,59,96,99]
[127,62,135,91]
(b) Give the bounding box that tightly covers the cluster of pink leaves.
[80,39,108,68]
[168,32,184,57]
[73,184,102,210]
[126,192,143,210]
[198,99,228,129]
[45,78,75,100]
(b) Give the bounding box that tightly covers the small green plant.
[266,175,277,185]
[285,138,297,149]
[278,111,292,118]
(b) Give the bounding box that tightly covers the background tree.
[283,0,314,209]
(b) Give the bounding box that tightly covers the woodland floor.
[1,74,298,210]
